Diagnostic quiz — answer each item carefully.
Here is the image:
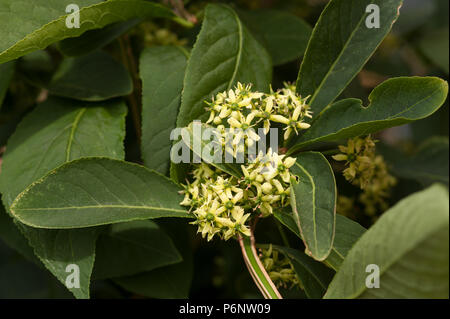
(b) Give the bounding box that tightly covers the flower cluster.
[180,163,251,241]
[359,155,397,216]
[259,245,301,289]
[206,82,312,142]
[333,136,397,218]
[180,82,312,241]
[133,22,188,47]
[180,148,297,241]
[332,135,376,189]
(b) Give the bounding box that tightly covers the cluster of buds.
[333,136,397,217]
[180,148,297,241]
[259,245,301,289]
[359,155,397,216]
[332,135,377,189]
[133,22,188,47]
[206,82,312,142]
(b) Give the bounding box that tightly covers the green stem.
[238,233,282,299]
[172,16,195,28]
[118,36,141,142]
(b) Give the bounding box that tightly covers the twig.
[165,0,198,24]
[238,230,283,299]
[118,36,142,142]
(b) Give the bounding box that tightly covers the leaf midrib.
[66,108,86,161]
[307,7,367,107]
[14,205,187,212]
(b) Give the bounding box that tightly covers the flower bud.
[261,182,273,194]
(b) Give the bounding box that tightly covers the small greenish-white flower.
[262,149,296,183]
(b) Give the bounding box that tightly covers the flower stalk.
[238,231,283,299]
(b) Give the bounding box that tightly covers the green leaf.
[324,184,449,299]
[48,51,132,101]
[176,3,272,127]
[297,0,403,115]
[93,220,181,279]
[114,220,193,298]
[390,137,449,187]
[275,210,365,271]
[0,60,15,109]
[289,152,336,261]
[289,77,449,153]
[181,122,242,178]
[140,46,188,175]
[324,214,366,271]
[238,9,312,66]
[10,158,189,229]
[22,226,101,299]
[114,261,191,298]
[0,0,188,64]
[0,97,127,298]
[58,19,141,57]
[0,200,39,265]
[270,245,334,299]
[0,98,127,207]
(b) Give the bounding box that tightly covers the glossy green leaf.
[0,97,127,298]
[270,245,334,299]
[0,0,185,64]
[289,77,449,153]
[324,214,366,271]
[0,98,127,207]
[0,60,15,109]
[289,152,336,261]
[296,0,403,115]
[176,4,272,127]
[141,46,188,175]
[324,184,449,299]
[238,9,312,65]
[93,220,181,279]
[48,51,132,101]
[114,220,193,298]
[10,158,189,229]
[58,19,141,57]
